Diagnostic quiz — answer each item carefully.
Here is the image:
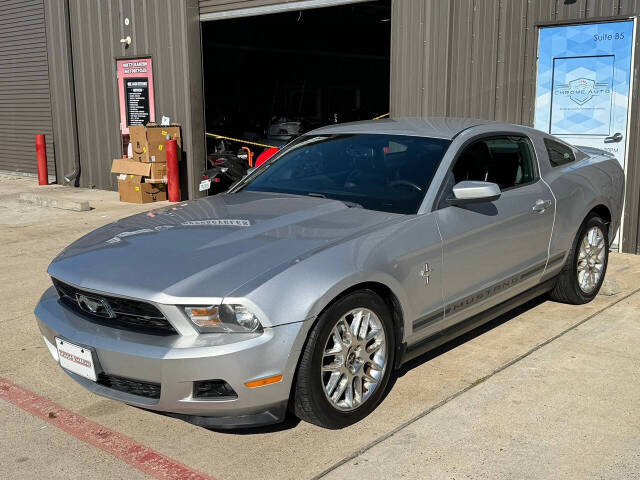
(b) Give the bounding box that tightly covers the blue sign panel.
[535,20,634,168]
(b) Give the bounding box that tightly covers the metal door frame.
[200,0,373,21]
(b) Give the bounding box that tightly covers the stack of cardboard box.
[111,124,181,203]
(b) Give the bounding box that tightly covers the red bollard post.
[166,139,180,202]
[35,134,48,185]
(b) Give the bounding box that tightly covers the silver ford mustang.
[36,117,623,429]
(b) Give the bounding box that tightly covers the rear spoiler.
[575,145,615,159]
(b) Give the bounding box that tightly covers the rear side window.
[544,139,575,167]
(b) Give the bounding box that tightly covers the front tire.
[293,290,395,429]
[550,213,609,304]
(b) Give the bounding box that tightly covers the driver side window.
[452,136,536,190]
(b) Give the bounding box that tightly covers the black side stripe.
[412,309,443,331]
[412,254,565,332]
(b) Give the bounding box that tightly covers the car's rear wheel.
[293,290,395,429]
[550,213,609,304]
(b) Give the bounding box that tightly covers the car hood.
[48,191,401,301]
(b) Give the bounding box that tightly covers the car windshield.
[240,134,451,214]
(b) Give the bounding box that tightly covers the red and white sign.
[117,57,156,134]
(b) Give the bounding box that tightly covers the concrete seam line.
[313,287,640,480]
[0,379,217,480]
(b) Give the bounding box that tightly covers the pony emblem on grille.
[75,294,115,318]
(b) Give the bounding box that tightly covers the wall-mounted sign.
[117,57,155,134]
[534,21,634,169]
[125,79,150,126]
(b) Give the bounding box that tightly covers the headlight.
[184,304,263,333]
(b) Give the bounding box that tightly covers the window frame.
[433,133,540,210]
[543,137,577,168]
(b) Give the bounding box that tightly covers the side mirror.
[448,181,501,205]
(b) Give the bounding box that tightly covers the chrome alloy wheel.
[577,226,606,294]
[321,308,387,411]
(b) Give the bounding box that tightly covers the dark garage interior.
[201,0,391,160]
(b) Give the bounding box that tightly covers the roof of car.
[309,116,499,140]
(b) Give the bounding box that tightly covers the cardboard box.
[112,158,167,203]
[111,158,167,182]
[117,176,167,203]
[129,124,181,163]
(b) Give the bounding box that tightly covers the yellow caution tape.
[206,113,390,149]
[206,132,277,149]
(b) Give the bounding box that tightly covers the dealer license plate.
[55,337,97,381]
[199,179,211,191]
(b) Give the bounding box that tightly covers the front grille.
[97,373,161,399]
[52,278,177,335]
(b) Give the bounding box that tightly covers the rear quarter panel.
[530,134,624,263]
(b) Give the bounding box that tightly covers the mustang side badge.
[420,263,431,285]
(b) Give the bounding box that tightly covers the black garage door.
[0,0,54,177]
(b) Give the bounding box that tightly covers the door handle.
[532,199,552,213]
[604,132,623,143]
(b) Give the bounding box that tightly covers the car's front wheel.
[550,213,609,304]
[293,290,395,429]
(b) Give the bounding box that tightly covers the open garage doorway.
[200,0,391,184]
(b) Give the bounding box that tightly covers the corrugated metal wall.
[391,0,640,253]
[391,0,639,121]
[45,0,204,198]
[0,0,54,176]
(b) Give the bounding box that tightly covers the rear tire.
[549,213,609,305]
[293,290,395,429]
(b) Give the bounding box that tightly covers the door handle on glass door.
[604,132,623,143]
[532,199,552,213]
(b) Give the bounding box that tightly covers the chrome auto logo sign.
[76,294,115,318]
[554,77,610,106]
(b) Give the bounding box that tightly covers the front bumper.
[35,287,308,428]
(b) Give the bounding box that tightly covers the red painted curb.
[0,378,217,480]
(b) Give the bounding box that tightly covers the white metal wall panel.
[200,0,368,20]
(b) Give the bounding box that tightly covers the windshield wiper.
[307,192,362,208]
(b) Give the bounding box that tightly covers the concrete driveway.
[1,176,639,479]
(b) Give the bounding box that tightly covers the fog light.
[193,380,237,399]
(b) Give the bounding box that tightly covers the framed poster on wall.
[117,57,155,134]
